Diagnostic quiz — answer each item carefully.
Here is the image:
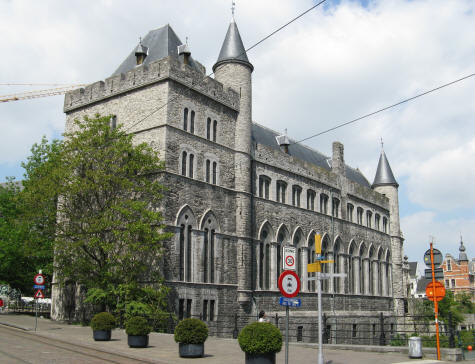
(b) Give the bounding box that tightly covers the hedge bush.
[238,322,282,355]
[90,312,116,331]
[125,316,152,336]
[174,318,208,344]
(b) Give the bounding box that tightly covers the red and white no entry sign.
[34,274,45,285]
[278,270,300,298]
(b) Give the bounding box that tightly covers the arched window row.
[183,107,218,143]
[176,207,222,284]
[180,150,220,186]
[254,221,392,297]
[205,159,219,185]
[254,174,389,232]
[348,203,389,233]
[180,150,195,179]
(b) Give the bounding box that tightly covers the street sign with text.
[283,246,296,271]
[279,297,301,307]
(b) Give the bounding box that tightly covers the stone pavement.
[0,314,458,364]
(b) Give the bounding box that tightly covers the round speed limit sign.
[34,274,45,285]
[278,270,300,298]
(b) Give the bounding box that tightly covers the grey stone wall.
[55,41,406,338]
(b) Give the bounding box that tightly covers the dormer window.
[134,38,148,65]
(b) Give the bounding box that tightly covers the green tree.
[28,115,172,292]
[438,290,464,325]
[0,136,59,293]
[455,292,475,314]
[0,179,32,292]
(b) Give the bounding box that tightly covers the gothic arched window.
[183,108,188,131]
[181,151,187,176]
[206,118,211,140]
[190,110,195,134]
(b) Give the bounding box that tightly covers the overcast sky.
[1,0,474,268]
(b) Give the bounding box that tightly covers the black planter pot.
[127,334,149,348]
[179,343,204,358]
[93,330,111,341]
[245,352,276,364]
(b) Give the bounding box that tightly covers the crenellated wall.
[64,57,240,114]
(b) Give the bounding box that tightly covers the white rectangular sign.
[283,246,297,271]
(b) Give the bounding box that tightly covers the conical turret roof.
[372,150,398,188]
[213,19,253,72]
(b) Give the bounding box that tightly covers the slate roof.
[416,277,432,294]
[112,25,201,76]
[213,19,253,72]
[251,123,371,188]
[372,150,398,188]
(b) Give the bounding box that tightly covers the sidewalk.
[0,314,455,364]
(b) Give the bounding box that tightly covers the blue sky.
[1,0,474,267]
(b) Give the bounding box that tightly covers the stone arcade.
[52,18,407,342]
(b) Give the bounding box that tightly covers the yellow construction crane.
[0,83,87,103]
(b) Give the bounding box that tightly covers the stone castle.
[52,17,407,340]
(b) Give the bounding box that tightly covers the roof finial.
[231,0,236,20]
[186,36,188,45]
[380,137,384,151]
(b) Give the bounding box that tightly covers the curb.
[0,321,31,331]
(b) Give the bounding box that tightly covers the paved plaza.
[0,314,460,364]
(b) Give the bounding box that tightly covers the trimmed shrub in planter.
[90,312,116,341]
[174,318,208,358]
[238,322,282,364]
[125,316,152,348]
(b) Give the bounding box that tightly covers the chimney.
[332,141,345,175]
[178,43,191,66]
[134,37,148,66]
[276,129,290,154]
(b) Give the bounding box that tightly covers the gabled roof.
[416,277,432,293]
[213,19,253,72]
[408,262,418,278]
[251,123,371,188]
[112,24,201,76]
[372,150,398,188]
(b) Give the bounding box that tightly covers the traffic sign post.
[305,233,346,364]
[33,271,45,332]
[278,270,301,364]
[426,242,443,360]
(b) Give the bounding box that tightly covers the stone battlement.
[64,56,240,113]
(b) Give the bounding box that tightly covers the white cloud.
[401,211,475,264]
[0,0,474,259]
